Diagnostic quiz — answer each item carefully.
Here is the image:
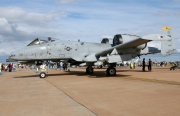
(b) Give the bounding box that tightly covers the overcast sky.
[0,0,180,62]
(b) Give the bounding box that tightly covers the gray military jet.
[7,26,176,77]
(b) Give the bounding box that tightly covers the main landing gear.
[86,66,94,74]
[86,66,116,76]
[106,66,116,76]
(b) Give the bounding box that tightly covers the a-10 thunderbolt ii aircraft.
[7,26,176,78]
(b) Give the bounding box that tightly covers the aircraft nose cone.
[6,51,18,62]
[9,49,20,60]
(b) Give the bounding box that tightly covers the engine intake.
[101,38,109,44]
[113,34,123,46]
[137,43,147,50]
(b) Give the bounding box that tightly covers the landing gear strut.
[86,66,94,74]
[106,66,116,76]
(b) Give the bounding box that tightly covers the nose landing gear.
[39,72,47,78]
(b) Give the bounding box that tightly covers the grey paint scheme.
[8,29,176,65]
[9,40,110,62]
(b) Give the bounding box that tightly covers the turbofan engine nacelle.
[137,43,147,50]
[113,34,123,46]
[113,34,140,46]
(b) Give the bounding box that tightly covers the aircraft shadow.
[14,75,39,78]
[14,67,174,78]
[47,70,131,78]
[14,70,131,78]
[116,67,176,73]
[117,69,146,72]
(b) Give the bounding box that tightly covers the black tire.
[106,67,116,76]
[39,72,46,78]
[86,66,94,74]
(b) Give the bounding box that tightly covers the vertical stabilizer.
[161,26,176,56]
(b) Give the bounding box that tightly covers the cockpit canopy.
[27,37,55,46]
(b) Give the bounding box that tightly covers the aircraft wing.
[83,34,172,62]
[96,38,151,57]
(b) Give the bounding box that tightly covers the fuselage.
[9,40,111,62]
[8,38,160,64]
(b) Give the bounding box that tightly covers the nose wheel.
[39,72,47,78]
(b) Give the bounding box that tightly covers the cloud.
[0,7,58,26]
[0,17,31,42]
[0,35,3,43]
[0,42,20,55]
[0,6,63,44]
[0,17,13,35]
[0,48,9,56]
[0,17,20,42]
[176,48,180,52]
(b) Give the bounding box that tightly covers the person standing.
[54,62,58,71]
[130,61,134,69]
[63,62,67,71]
[60,61,63,70]
[67,63,70,72]
[4,64,8,72]
[9,63,13,72]
[142,58,145,71]
[148,59,152,71]
[0,63,2,75]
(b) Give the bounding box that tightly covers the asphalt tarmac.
[0,66,180,116]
